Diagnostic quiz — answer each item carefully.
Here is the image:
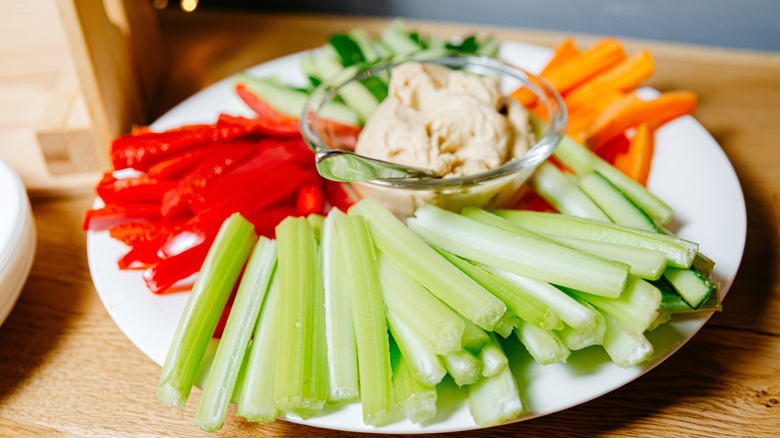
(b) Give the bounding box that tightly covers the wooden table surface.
[1,1,779,437]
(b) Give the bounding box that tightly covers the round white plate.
[87,41,746,433]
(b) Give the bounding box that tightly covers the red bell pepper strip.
[322,179,357,212]
[142,240,213,294]
[117,240,165,270]
[186,137,314,213]
[108,221,170,247]
[234,83,300,135]
[160,143,256,219]
[111,123,217,171]
[296,182,325,215]
[83,204,162,231]
[246,205,302,238]
[146,145,226,180]
[96,172,175,204]
[315,118,363,151]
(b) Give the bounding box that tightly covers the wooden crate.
[35,0,164,182]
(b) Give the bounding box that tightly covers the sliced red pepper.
[96,172,175,204]
[160,143,256,219]
[316,118,363,151]
[142,240,213,294]
[146,145,226,180]
[117,240,165,270]
[512,187,557,213]
[246,205,302,238]
[296,182,325,215]
[108,221,169,247]
[111,123,216,171]
[322,179,357,212]
[186,137,314,212]
[83,204,162,231]
[234,83,300,135]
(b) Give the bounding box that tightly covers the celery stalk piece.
[391,341,437,423]
[494,210,696,269]
[437,248,560,331]
[441,349,483,386]
[493,312,521,338]
[195,237,277,432]
[557,299,606,351]
[321,209,359,402]
[602,314,654,368]
[156,213,258,408]
[350,198,506,331]
[647,308,671,331]
[492,268,596,334]
[334,215,393,426]
[307,213,325,241]
[480,334,508,377]
[567,276,662,336]
[531,161,610,221]
[236,275,281,423]
[552,236,667,281]
[458,314,491,354]
[387,310,447,386]
[408,204,629,298]
[377,251,464,355]
[515,321,571,365]
[552,133,674,226]
[274,217,328,418]
[466,336,523,427]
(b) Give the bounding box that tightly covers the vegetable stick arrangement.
[84,20,718,431]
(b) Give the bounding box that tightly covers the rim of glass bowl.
[300,53,568,190]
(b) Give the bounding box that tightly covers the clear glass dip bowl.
[301,54,567,218]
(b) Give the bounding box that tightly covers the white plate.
[87,41,747,433]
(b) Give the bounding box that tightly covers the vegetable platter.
[86,25,746,434]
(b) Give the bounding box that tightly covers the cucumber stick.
[409,204,630,298]
[195,237,277,432]
[155,213,257,409]
[334,215,393,426]
[350,198,507,331]
[274,217,327,418]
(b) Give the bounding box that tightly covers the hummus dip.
[355,62,534,178]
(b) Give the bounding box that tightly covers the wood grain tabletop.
[1,1,779,437]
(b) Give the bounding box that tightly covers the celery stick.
[480,334,508,377]
[495,210,697,269]
[441,349,482,386]
[466,337,523,427]
[195,237,277,432]
[274,217,327,418]
[437,249,560,331]
[408,204,629,298]
[458,314,490,355]
[515,320,570,365]
[567,276,662,336]
[531,161,610,221]
[493,268,596,334]
[236,275,280,423]
[350,198,506,331]
[322,209,359,402]
[557,299,606,351]
[387,310,447,387]
[493,312,520,338]
[307,213,325,241]
[156,213,257,408]
[377,251,464,355]
[391,341,437,424]
[335,215,393,426]
[552,134,674,226]
[647,308,671,331]
[552,236,667,281]
[602,314,654,368]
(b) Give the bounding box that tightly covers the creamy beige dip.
[355,62,534,178]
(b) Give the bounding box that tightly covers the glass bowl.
[300,53,567,218]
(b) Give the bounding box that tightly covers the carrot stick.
[564,50,655,112]
[540,38,580,76]
[568,91,641,141]
[511,38,626,106]
[614,124,654,186]
[586,91,697,148]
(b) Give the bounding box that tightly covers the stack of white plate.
[0,160,36,327]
